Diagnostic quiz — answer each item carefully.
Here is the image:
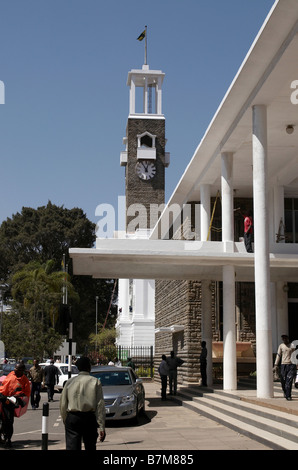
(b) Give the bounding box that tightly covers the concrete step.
[174,386,298,450]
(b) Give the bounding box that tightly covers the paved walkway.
[96,380,271,451]
[15,380,280,452]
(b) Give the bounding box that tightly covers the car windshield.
[60,366,79,375]
[92,371,132,386]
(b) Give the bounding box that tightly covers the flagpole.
[145,25,147,65]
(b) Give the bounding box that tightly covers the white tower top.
[127,65,165,118]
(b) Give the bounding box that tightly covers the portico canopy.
[70,239,298,282]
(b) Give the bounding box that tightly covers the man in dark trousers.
[60,356,106,451]
[158,355,169,400]
[274,335,296,400]
[28,359,44,409]
[44,359,59,402]
[166,351,184,396]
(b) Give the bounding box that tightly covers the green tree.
[0,202,117,353]
[89,327,118,364]
[11,260,79,327]
[0,202,95,280]
[3,260,80,358]
[2,310,62,359]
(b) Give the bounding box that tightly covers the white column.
[116,278,132,347]
[221,152,234,243]
[223,265,237,390]
[200,184,210,241]
[201,280,213,386]
[129,78,135,114]
[252,104,273,398]
[118,278,130,320]
[221,152,237,390]
[156,76,162,115]
[200,185,213,385]
[144,77,148,114]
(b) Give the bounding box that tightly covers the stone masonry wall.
[126,118,166,231]
[155,279,204,384]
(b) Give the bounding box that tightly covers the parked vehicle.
[0,364,16,381]
[90,366,145,422]
[39,362,78,391]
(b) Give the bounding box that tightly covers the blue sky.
[0,0,275,229]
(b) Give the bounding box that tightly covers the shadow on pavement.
[1,439,61,450]
[146,396,182,407]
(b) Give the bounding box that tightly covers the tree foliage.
[89,327,118,364]
[0,202,117,356]
[2,260,80,359]
[0,201,96,281]
[89,327,117,349]
[11,260,79,326]
[2,311,63,359]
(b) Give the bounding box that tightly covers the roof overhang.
[70,239,298,282]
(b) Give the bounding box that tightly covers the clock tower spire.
[117,55,170,349]
[120,62,169,232]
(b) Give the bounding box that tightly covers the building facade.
[70,0,298,398]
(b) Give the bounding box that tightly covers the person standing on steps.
[273,335,296,400]
[166,351,184,395]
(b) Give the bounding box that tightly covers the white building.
[70,0,298,398]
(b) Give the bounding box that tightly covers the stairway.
[173,382,298,450]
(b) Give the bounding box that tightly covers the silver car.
[90,366,145,422]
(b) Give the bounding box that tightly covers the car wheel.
[132,400,140,425]
[140,398,145,415]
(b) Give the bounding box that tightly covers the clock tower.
[117,61,170,348]
[120,64,169,232]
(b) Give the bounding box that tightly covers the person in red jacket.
[235,208,253,253]
[243,210,253,253]
[0,362,31,448]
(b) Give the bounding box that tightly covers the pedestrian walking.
[0,363,31,448]
[166,351,184,395]
[44,359,59,402]
[158,355,169,400]
[28,359,44,409]
[60,356,106,451]
[273,335,296,400]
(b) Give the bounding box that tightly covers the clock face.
[136,160,156,180]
